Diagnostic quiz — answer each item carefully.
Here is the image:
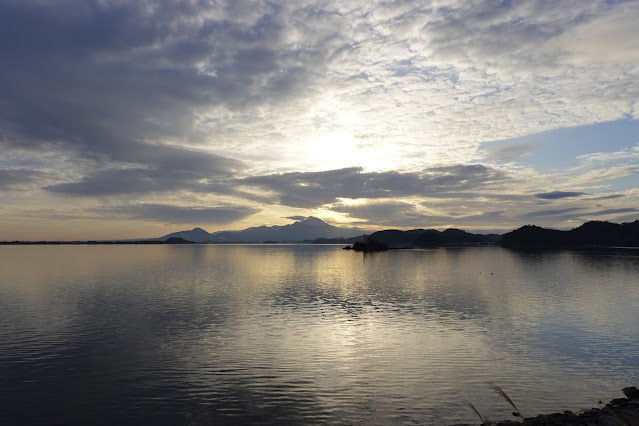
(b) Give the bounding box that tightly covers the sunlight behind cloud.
[305,131,359,170]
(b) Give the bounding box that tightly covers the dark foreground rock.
[489,387,639,426]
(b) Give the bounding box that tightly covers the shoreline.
[488,387,639,426]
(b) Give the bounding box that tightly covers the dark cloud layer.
[101,204,260,224]
[588,207,638,216]
[330,200,417,224]
[244,165,507,208]
[283,216,307,221]
[591,194,625,200]
[523,207,585,217]
[0,0,312,186]
[45,148,245,196]
[46,168,192,196]
[0,169,44,190]
[0,0,320,129]
[535,191,588,200]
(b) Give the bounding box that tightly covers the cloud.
[535,191,588,200]
[576,144,639,165]
[244,164,508,208]
[522,207,585,217]
[0,168,44,190]
[482,143,537,164]
[0,0,315,178]
[570,165,639,185]
[455,210,506,221]
[555,143,639,189]
[3,0,638,175]
[46,168,187,196]
[590,194,625,200]
[43,152,246,197]
[552,3,639,66]
[588,207,638,216]
[329,200,417,223]
[99,204,260,224]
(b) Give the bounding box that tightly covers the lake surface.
[1,245,638,425]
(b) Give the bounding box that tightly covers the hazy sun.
[305,131,359,169]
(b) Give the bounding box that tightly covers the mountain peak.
[300,216,327,225]
[158,227,213,242]
[158,216,364,242]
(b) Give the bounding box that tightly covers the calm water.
[1,245,638,425]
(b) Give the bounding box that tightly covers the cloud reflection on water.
[1,245,639,424]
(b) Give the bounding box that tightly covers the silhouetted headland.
[337,228,501,248]
[338,220,639,251]
[500,220,639,249]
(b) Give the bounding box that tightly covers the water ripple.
[1,245,638,424]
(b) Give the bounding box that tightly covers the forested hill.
[500,220,639,248]
[364,228,501,247]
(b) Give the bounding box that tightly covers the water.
[1,245,638,425]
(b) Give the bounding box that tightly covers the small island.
[343,238,389,252]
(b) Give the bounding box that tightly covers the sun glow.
[305,131,359,169]
[302,131,398,172]
[336,197,365,206]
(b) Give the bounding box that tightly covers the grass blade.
[602,407,632,426]
[491,384,524,420]
[463,399,491,425]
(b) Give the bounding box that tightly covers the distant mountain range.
[157,217,639,247]
[156,217,502,245]
[3,218,638,247]
[157,216,366,243]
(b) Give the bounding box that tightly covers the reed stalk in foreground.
[602,406,632,426]
[492,384,524,421]
[464,399,492,425]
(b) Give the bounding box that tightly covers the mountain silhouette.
[156,218,638,247]
[500,220,639,248]
[362,228,501,247]
[159,227,213,242]
[158,217,365,243]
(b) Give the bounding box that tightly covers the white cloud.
[569,164,639,186]
[576,144,639,164]
[552,2,639,66]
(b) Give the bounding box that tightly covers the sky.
[1,0,638,240]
